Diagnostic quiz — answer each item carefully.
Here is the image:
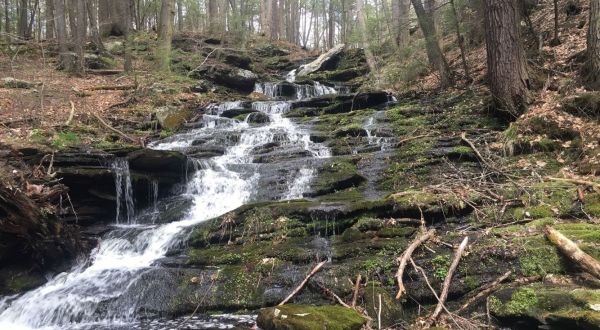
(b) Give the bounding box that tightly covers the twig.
[428,236,469,324]
[351,274,362,307]
[396,229,436,299]
[377,293,382,330]
[314,281,352,309]
[65,101,76,126]
[279,260,327,306]
[545,226,600,279]
[460,132,504,175]
[546,177,600,190]
[91,112,143,147]
[187,48,219,77]
[455,271,512,314]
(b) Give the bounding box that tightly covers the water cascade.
[0,75,334,330]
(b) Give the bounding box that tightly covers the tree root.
[395,228,436,299]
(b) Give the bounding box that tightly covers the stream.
[0,72,336,329]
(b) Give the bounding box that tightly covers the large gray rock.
[191,64,258,92]
[155,106,191,130]
[297,44,345,77]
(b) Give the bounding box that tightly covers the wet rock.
[127,149,187,175]
[334,125,368,137]
[221,108,257,118]
[285,107,322,118]
[155,105,192,130]
[323,92,390,114]
[257,304,366,330]
[363,282,404,328]
[246,112,271,124]
[308,158,367,197]
[191,64,258,93]
[215,49,252,69]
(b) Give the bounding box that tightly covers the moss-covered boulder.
[562,92,600,120]
[309,158,366,197]
[257,304,366,330]
[363,281,404,328]
[155,105,192,130]
[490,284,600,329]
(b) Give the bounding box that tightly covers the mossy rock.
[257,304,366,330]
[388,189,476,219]
[583,193,600,217]
[490,284,600,329]
[155,105,192,130]
[309,158,366,197]
[363,281,404,328]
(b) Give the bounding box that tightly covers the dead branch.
[65,101,76,126]
[428,236,469,324]
[313,281,353,309]
[395,228,436,299]
[460,132,504,174]
[187,48,219,77]
[545,226,600,279]
[351,274,362,307]
[455,271,512,314]
[546,177,600,191]
[279,260,327,306]
[91,112,143,147]
[397,134,433,145]
[84,84,137,91]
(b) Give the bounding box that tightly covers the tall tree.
[357,0,377,74]
[392,0,410,48]
[54,0,71,70]
[17,0,27,37]
[450,0,471,81]
[4,0,9,39]
[177,0,183,31]
[75,0,86,74]
[156,0,175,72]
[411,0,453,87]
[45,0,55,39]
[587,0,600,89]
[208,0,218,34]
[483,0,530,116]
[86,0,105,51]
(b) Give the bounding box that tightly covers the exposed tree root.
[395,228,436,299]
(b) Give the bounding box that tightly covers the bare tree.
[46,0,55,39]
[450,0,471,82]
[357,0,377,74]
[483,0,530,116]
[587,0,600,89]
[86,0,105,52]
[75,0,86,74]
[157,0,175,72]
[411,0,453,87]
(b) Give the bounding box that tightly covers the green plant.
[51,131,80,148]
[432,255,451,280]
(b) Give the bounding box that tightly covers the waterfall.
[112,158,135,224]
[0,76,332,330]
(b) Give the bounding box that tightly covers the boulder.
[155,106,191,130]
[297,44,346,77]
[127,149,187,175]
[191,64,258,92]
[246,112,271,124]
[1,77,41,89]
[215,49,252,69]
[257,305,366,330]
[221,108,257,118]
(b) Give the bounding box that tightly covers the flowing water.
[0,77,336,329]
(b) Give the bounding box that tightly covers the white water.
[0,80,331,330]
[254,81,337,100]
[112,158,135,224]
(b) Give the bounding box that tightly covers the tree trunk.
[46,0,55,39]
[357,0,377,74]
[86,0,105,51]
[75,0,86,74]
[411,0,453,87]
[157,0,175,72]
[98,0,110,36]
[54,0,72,70]
[4,0,10,39]
[550,0,561,45]
[450,0,471,82]
[586,0,600,89]
[18,0,27,37]
[327,0,334,48]
[208,0,218,35]
[483,0,530,117]
[177,0,183,31]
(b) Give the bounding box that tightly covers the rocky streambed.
[1,43,600,330]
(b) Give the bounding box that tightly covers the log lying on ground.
[545,225,600,279]
[84,84,137,91]
[395,229,436,299]
[297,44,345,77]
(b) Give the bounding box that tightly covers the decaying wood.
[91,112,143,147]
[547,177,600,191]
[428,236,469,323]
[279,260,327,306]
[395,228,436,299]
[85,84,137,91]
[87,69,125,75]
[545,226,600,279]
[65,101,76,126]
[351,274,362,307]
[455,270,512,314]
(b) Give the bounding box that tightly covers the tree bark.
[4,0,10,39]
[54,0,72,70]
[411,0,453,87]
[75,0,86,74]
[45,0,55,39]
[586,0,600,89]
[157,0,175,72]
[177,0,183,31]
[17,0,27,37]
[391,0,410,48]
[327,0,334,48]
[483,0,530,117]
[208,0,218,34]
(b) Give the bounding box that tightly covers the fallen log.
[395,229,436,299]
[545,225,600,279]
[84,84,137,91]
[279,260,327,306]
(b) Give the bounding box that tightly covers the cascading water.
[0,74,332,330]
[112,158,135,224]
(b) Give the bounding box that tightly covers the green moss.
[583,193,600,217]
[491,287,539,316]
[518,238,565,276]
[353,217,383,232]
[257,304,366,330]
[431,255,451,280]
[340,227,363,242]
[2,271,45,294]
[51,131,80,149]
